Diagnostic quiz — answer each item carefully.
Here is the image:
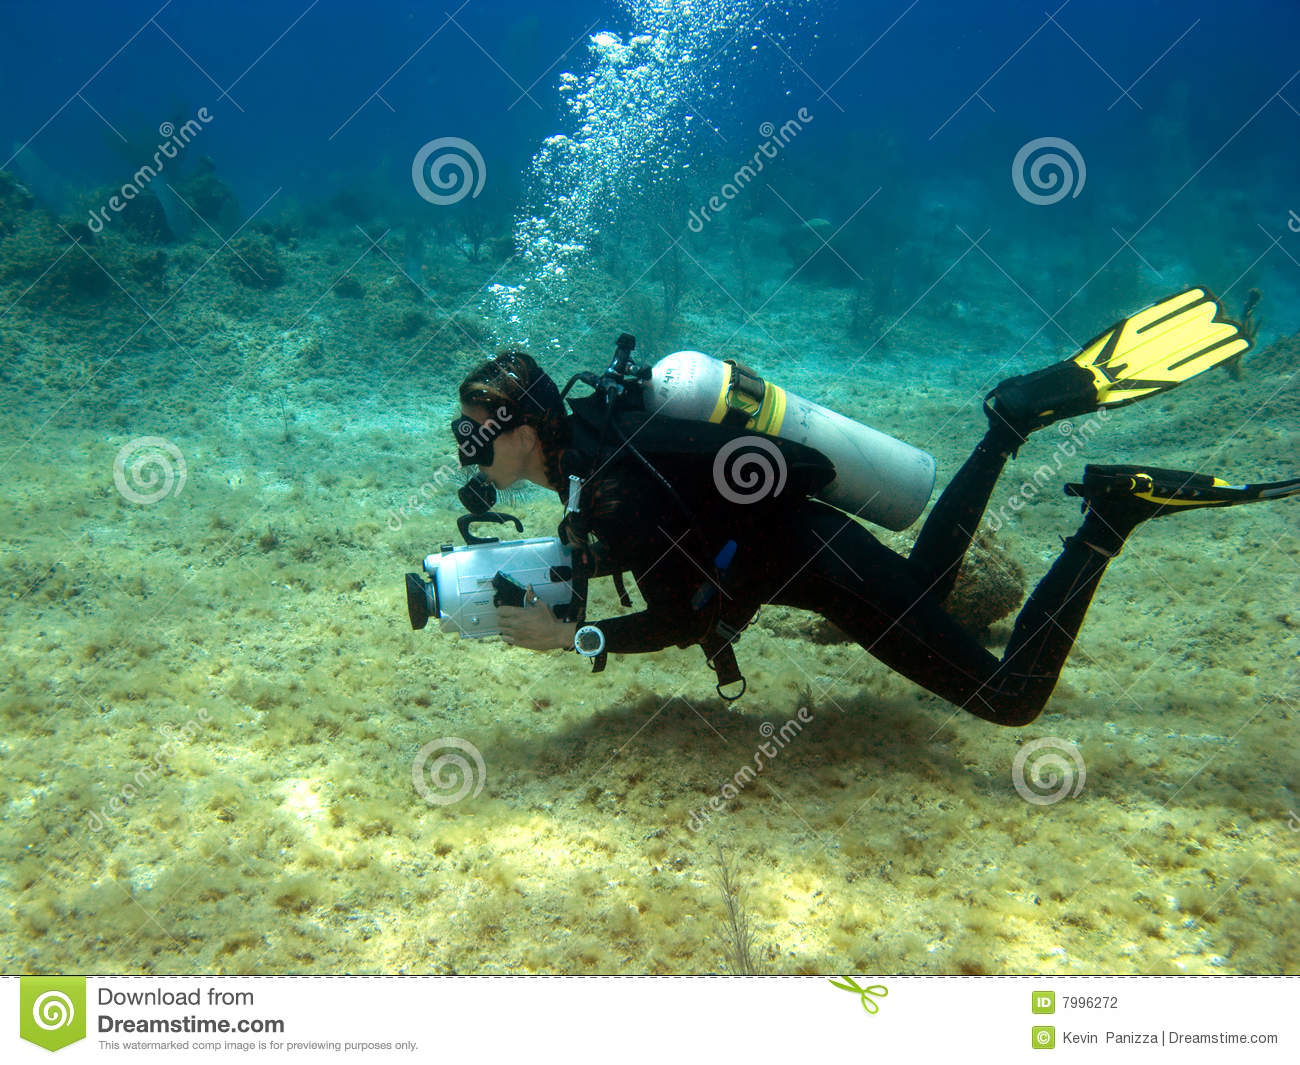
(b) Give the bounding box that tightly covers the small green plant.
[713,842,769,975]
[795,682,816,717]
[1224,288,1260,381]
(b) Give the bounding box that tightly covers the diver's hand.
[498,586,577,651]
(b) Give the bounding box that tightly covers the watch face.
[575,625,603,655]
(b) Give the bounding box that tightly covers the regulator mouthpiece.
[458,472,497,515]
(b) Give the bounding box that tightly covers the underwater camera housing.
[406,532,574,638]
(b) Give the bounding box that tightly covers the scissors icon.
[828,976,888,1013]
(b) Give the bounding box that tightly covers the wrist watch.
[573,624,605,657]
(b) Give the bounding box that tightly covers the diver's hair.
[459,350,570,489]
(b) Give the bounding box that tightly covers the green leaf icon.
[20,976,86,1051]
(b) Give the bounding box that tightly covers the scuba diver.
[448,288,1299,726]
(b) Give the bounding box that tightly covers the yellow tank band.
[709,373,731,424]
[748,382,786,435]
[709,363,787,435]
[733,390,760,418]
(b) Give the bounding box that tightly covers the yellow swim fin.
[1065,464,1300,521]
[986,287,1252,441]
[1072,287,1251,407]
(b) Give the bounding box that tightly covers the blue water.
[1,0,1297,976]
[5,0,1298,338]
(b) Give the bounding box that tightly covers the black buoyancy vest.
[558,392,838,700]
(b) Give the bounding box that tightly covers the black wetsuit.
[558,420,1123,726]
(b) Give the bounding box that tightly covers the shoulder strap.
[604,409,837,503]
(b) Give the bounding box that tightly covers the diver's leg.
[909,287,1252,602]
[907,423,1020,602]
[975,509,1133,722]
[786,467,1296,723]
[989,463,1300,707]
[774,501,1132,725]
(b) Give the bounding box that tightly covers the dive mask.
[451,411,514,467]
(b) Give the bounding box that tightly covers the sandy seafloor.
[2,217,1298,976]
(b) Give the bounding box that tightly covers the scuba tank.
[642,351,935,531]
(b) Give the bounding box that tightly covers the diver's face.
[459,404,531,488]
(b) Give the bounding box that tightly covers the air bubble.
[484,0,769,351]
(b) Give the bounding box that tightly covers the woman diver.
[449,288,1298,726]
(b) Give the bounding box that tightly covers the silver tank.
[643,350,935,530]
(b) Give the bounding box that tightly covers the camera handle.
[456,511,524,545]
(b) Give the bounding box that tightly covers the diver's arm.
[573,465,712,656]
[584,559,715,655]
[498,598,578,651]
[495,570,704,655]
[497,603,694,655]
[586,608,701,655]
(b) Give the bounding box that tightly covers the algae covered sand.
[1,198,1297,975]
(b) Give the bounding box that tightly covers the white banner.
[7,976,1296,1063]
